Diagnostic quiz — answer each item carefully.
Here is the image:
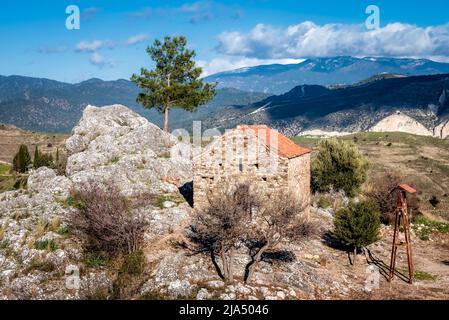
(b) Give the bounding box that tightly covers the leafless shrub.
[69,182,145,257]
[186,182,255,283]
[186,182,317,284]
[244,192,317,284]
[365,172,420,224]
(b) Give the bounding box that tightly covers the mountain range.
[1,56,449,136]
[0,75,268,133]
[204,56,449,94]
[201,73,449,136]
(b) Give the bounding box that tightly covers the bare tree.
[186,182,255,283]
[69,182,145,257]
[244,192,316,284]
[365,172,420,224]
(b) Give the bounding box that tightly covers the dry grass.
[0,125,67,164]
[293,132,449,221]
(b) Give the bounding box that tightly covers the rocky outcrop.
[434,119,449,139]
[300,113,449,138]
[369,113,433,136]
[65,105,192,198]
[0,104,193,299]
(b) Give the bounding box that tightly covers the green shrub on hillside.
[33,146,54,169]
[312,138,369,197]
[333,200,380,265]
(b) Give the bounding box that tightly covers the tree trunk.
[220,247,230,282]
[245,242,269,284]
[228,248,234,283]
[364,247,370,264]
[163,73,171,133]
[353,247,357,267]
[163,106,169,133]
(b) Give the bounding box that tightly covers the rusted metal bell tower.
[388,184,416,284]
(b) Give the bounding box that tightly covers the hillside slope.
[0,76,269,133]
[204,73,449,136]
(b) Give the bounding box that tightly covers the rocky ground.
[1,104,448,300]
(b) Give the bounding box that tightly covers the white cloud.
[179,1,210,13]
[83,7,101,20]
[197,56,304,77]
[215,21,449,61]
[189,12,213,24]
[125,34,149,46]
[89,52,116,69]
[75,40,115,52]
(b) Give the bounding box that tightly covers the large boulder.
[65,105,192,197]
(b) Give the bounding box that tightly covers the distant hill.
[204,56,449,94]
[0,75,269,133]
[202,73,449,136]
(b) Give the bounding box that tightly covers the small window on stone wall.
[262,177,267,182]
[239,158,243,172]
[254,163,259,169]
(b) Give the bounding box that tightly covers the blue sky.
[0,0,448,83]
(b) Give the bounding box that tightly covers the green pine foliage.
[333,200,381,250]
[312,138,369,197]
[33,146,54,169]
[12,144,31,173]
[131,36,216,132]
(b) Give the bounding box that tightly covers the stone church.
[193,125,311,209]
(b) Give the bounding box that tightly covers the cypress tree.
[33,145,41,169]
[12,144,31,173]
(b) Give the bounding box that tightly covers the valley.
[293,132,449,221]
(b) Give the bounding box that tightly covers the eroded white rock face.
[65,104,192,197]
[28,167,73,198]
[369,113,433,136]
[434,120,449,139]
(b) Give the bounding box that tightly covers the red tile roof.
[235,125,311,159]
[398,183,417,194]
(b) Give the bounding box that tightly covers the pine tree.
[12,144,31,173]
[131,36,216,132]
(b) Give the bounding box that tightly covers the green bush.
[119,250,146,275]
[112,250,147,299]
[33,146,54,169]
[85,253,108,268]
[312,139,369,197]
[0,163,11,175]
[333,200,380,256]
[34,239,58,251]
[12,145,31,173]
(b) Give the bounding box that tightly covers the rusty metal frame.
[388,184,416,284]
